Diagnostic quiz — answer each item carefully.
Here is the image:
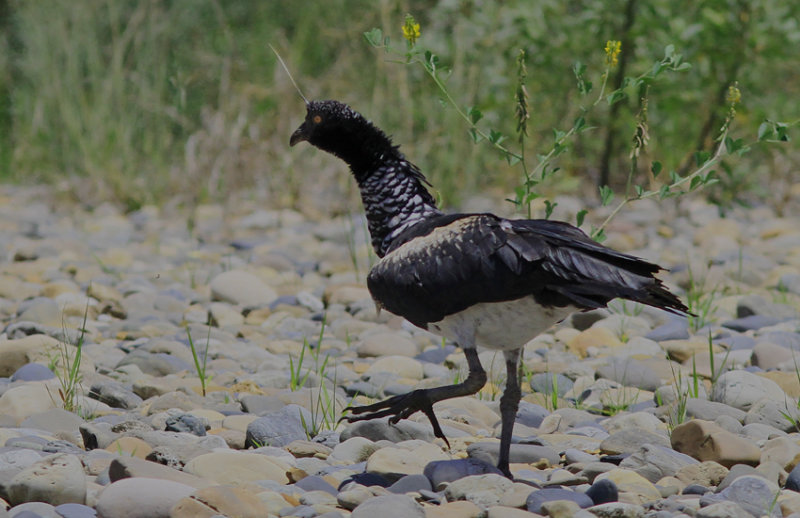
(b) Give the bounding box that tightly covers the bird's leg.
[497,348,523,478]
[344,347,486,448]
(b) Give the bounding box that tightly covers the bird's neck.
[352,156,442,258]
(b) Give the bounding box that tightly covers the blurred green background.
[0,0,797,213]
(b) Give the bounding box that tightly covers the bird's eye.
[312,115,322,124]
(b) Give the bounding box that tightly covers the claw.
[342,389,451,449]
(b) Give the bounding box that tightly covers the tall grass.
[2,1,797,210]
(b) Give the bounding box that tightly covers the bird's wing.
[367,214,686,327]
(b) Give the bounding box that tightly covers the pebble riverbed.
[1,184,800,518]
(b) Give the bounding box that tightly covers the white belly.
[427,297,576,350]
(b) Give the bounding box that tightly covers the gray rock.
[596,357,661,391]
[95,477,195,518]
[587,502,643,518]
[423,458,503,489]
[744,398,798,433]
[645,319,690,341]
[685,399,746,422]
[696,500,752,518]
[7,453,86,506]
[387,474,432,494]
[444,473,514,508]
[700,475,780,517]
[165,414,207,436]
[89,381,143,410]
[530,373,573,396]
[340,418,434,443]
[600,429,670,455]
[351,494,424,518]
[467,442,559,466]
[710,370,788,411]
[10,363,55,382]
[526,487,593,513]
[53,503,98,518]
[619,444,698,482]
[6,502,57,518]
[209,270,277,307]
[722,315,784,332]
[19,408,85,437]
[116,350,191,376]
[239,395,287,415]
[245,404,311,447]
[516,401,550,428]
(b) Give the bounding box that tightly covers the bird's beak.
[290,123,308,147]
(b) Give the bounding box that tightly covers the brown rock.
[424,500,483,518]
[761,436,800,471]
[105,437,153,459]
[108,457,210,489]
[595,468,661,504]
[660,338,718,363]
[0,334,60,376]
[751,342,794,370]
[759,371,800,399]
[567,327,623,357]
[173,486,268,518]
[670,419,761,467]
[286,440,333,459]
[208,428,246,449]
[674,460,729,487]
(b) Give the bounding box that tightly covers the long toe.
[343,389,450,447]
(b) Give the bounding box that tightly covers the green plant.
[684,262,721,333]
[364,13,796,239]
[289,318,329,392]
[186,324,212,397]
[51,299,89,415]
[600,386,641,416]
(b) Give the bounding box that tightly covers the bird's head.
[290,100,395,172]
[290,100,365,149]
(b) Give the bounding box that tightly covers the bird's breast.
[427,297,576,350]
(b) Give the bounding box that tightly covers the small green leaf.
[468,106,483,124]
[651,161,662,176]
[758,121,773,141]
[576,209,587,227]
[664,44,676,59]
[599,185,615,206]
[676,62,692,71]
[658,184,671,199]
[690,175,703,190]
[634,184,644,196]
[573,116,586,132]
[544,200,557,219]
[607,90,627,105]
[591,227,606,243]
[694,150,711,166]
[469,128,482,144]
[364,28,383,47]
[489,129,505,145]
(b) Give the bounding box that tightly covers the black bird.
[290,100,688,477]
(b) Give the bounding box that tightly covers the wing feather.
[367,214,687,327]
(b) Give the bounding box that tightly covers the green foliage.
[51,296,89,416]
[0,1,797,210]
[186,325,212,397]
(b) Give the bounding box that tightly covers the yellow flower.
[402,14,420,45]
[604,40,622,67]
[726,82,741,106]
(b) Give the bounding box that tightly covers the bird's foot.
[343,389,450,448]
